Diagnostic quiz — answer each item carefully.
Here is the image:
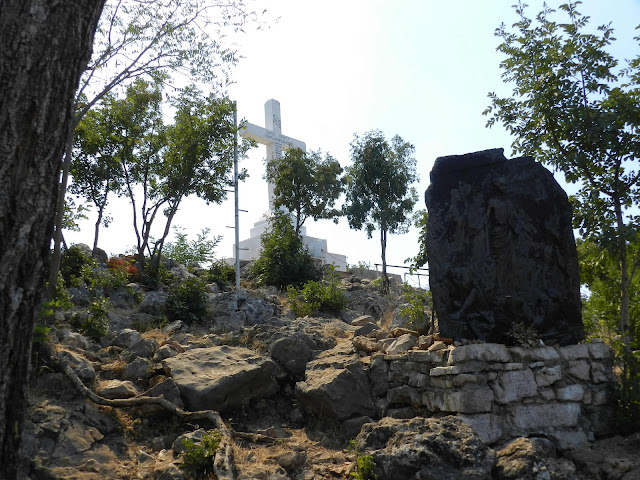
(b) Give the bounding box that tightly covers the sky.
[65,0,640,286]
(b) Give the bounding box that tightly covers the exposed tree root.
[43,344,240,479]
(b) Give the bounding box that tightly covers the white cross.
[240,99,306,212]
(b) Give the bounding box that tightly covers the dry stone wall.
[367,341,617,449]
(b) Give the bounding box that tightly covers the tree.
[250,210,321,289]
[343,130,418,293]
[0,1,105,477]
[265,147,343,235]
[406,209,429,273]
[49,0,260,294]
[69,93,124,250]
[484,1,640,346]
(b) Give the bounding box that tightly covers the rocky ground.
[19,257,640,480]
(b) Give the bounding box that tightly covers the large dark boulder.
[425,149,584,345]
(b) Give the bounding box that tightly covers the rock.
[342,416,374,438]
[210,291,277,330]
[58,349,96,382]
[269,333,316,380]
[425,148,584,345]
[120,338,158,362]
[170,263,194,281]
[350,315,375,326]
[387,333,418,354]
[269,451,307,471]
[143,378,184,408]
[92,246,108,264]
[154,344,180,362]
[355,416,496,479]
[163,346,278,411]
[353,336,379,353]
[111,328,142,349]
[60,331,90,350]
[153,449,184,480]
[96,380,140,399]
[139,290,168,315]
[67,286,92,307]
[495,437,579,480]
[121,357,153,381]
[295,344,375,420]
[353,321,379,337]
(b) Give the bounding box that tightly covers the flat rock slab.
[425,148,584,345]
[163,346,278,411]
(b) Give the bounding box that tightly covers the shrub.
[613,345,640,434]
[179,430,222,479]
[60,244,97,286]
[106,256,139,282]
[207,260,235,287]
[288,268,347,317]
[81,297,110,340]
[250,210,321,289]
[348,440,378,480]
[166,277,209,324]
[163,227,220,267]
[399,285,431,331]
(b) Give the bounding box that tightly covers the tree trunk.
[0,2,105,478]
[380,226,390,293]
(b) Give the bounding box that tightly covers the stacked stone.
[368,341,617,449]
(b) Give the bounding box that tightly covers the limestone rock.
[355,416,496,479]
[495,437,579,480]
[96,380,140,399]
[120,337,158,362]
[425,148,584,345]
[209,290,277,330]
[296,344,375,420]
[111,328,142,349]
[385,333,417,354]
[163,346,278,411]
[58,349,96,382]
[269,333,316,380]
[139,290,168,315]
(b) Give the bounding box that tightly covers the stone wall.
[367,341,617,449]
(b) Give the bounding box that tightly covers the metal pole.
[233,101,240,290]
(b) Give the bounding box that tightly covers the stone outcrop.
[162,345,279,411]
[355,416,496,479]
[425,148,584,345]
[295,343,376,420]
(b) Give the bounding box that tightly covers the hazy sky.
[66,0,640,283]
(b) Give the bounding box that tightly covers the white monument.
[234,99,347,271]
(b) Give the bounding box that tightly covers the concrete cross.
[240,99,306,211]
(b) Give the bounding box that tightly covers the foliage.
[405,209,428,272]
[166,277,209,324]
[163,227,220,267]
[32,324,51,345]
[81,297,110,340]
[348,440,378,480]
[106,257,139,282]
[179,430,222,480]
[60,244,98,286]
[614,349,640,434]
[484,1,640,342]
[399,285,431,332]
[250,210,321,289]
[287,268,347,317]
[207,260,236,287]
[62,197,90,233]
[507,322,542,348]
[343,130,418,293]
[70,92,123,249]
[579,239,640,348]
[266,147,344,234]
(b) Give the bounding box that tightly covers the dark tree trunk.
[0,2,105,478]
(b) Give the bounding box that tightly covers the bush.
[179,430,222,479]
[163,227,220,267]
[60,244,97,286]
[207,260,235,287]
[399,285,431,331]
[106,256,139,282]
[81,297,110,340]
[166,277,209,324]
[250,210,321,289]
[614,346,640,434]
[288,268,347,317]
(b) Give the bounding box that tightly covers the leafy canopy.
[266,147,343,234]
[484,1,640,339]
